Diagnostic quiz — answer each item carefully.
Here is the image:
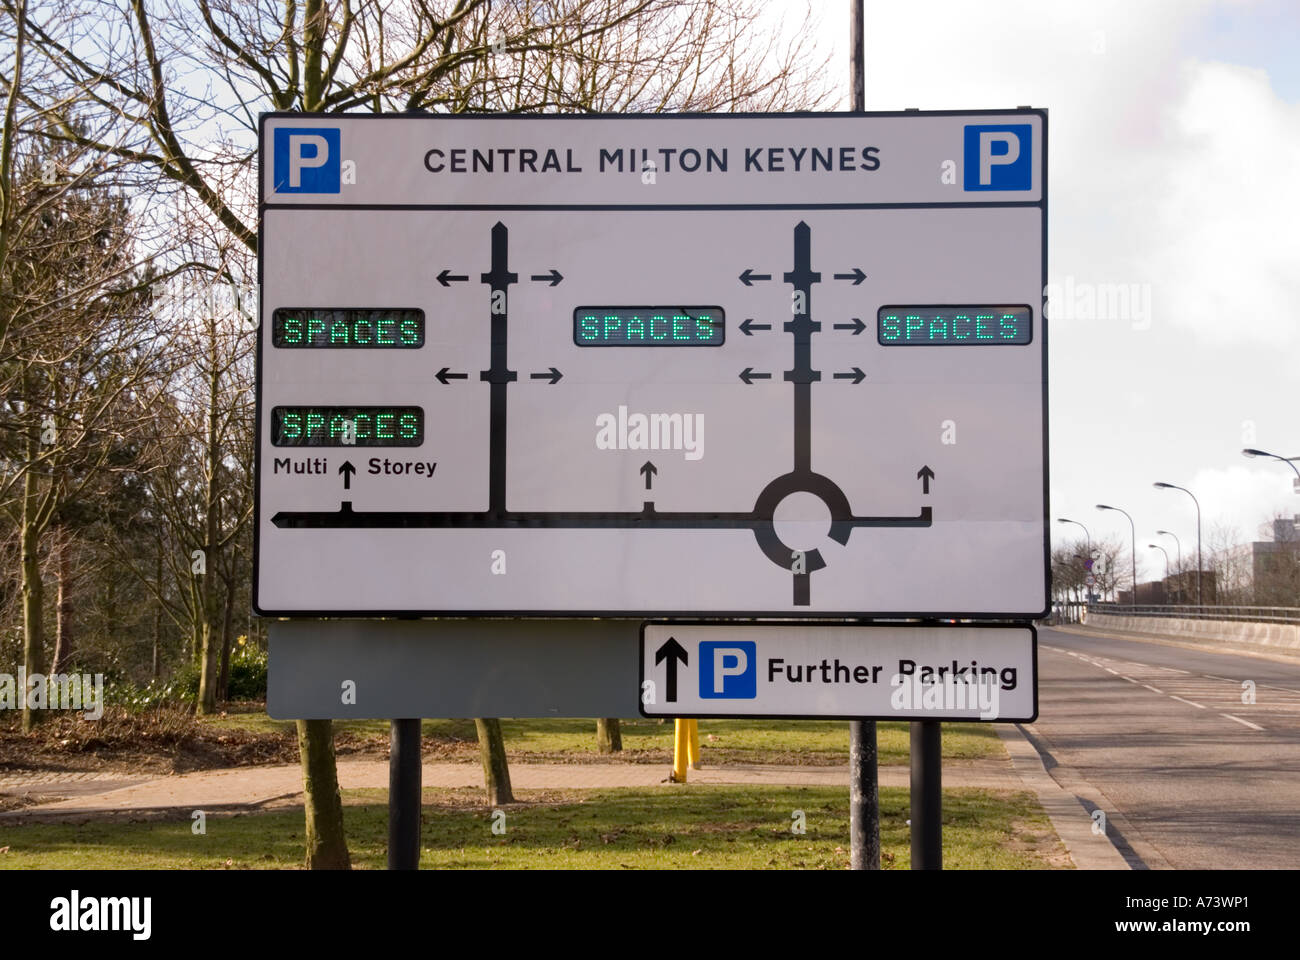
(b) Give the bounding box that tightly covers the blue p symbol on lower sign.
[963,124,1032,191]
[699,641,756,699]
[273,127,341,194]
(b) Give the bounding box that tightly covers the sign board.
[640,622,1037,721]
[255,111,1048,618]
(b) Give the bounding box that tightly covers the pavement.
[0,756,1022,815]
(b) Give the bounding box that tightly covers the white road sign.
[255,111,1048,617]
[640,622,1037,720]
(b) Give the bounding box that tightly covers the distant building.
[1118,571,1216,606]
[1252,516,1300,606]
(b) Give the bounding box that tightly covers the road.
[1030,625,1300,869]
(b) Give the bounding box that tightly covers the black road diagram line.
[479,221,518,517]
[269,220,934,606]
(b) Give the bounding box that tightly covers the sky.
[798,0,1300,580]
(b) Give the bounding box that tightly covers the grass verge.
[0,785,1068,870]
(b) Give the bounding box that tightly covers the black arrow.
[654,637,689,703]
[739,269,771,286]
[739,367,772,384]
[833,268,867,285]
[917,465,935,495]
[338,460,356,490]
[529,269,563,286]
[833,367,866,384]
[640,461,658,490]
[436,367,468,385]
[437,269,468,286]
[530,367,562,384]
[739,319,771,336]
[833,318,866,335]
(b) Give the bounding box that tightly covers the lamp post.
[1154,482,1202,606]
[1148,543,1170,578]
[1243,448,1300,488]
[1056,517,1093,560]
[1155,530,1182,602]
[1097,504,1137,605]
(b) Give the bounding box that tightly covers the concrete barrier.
[1082,612,1300,651]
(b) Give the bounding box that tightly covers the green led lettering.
[329,319,350,344]
[953,315,972,340]
[580,315,599,340]
[400,317,421,344]
[375,413,394,439]
[306,316,326,344]
[650,314,668,340]
[280,412,301,439]
[625,315,646,341]
[1000,314,1019,339]
[672,314,690,340]
[282,315,303,343]
[975,314,994,340]
[905,314,923,338]
[399,413,419,439]
[927,315,948,341]
[377,319,396,344]
[354,414,371,439]
[603,314,622,339]
[354,320,372,345]
[695,315,713,339]
[305,412,326,438]
[881,314,901,341]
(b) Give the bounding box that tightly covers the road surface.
[1030,625,1300,869]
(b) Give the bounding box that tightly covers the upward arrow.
[339,460,356,490]
[640,461,658,490]
[654,637,689,703]
[917,465,935,495]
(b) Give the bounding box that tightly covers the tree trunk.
[216,572,235,702]
[475,718,514,804]
[152,548,162,680]
[195,314,222,716]
[51,526,73,675]
[596,718,622,753]
[297,718,351,869]
[20,431,45,733]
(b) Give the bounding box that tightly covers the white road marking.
[1122,676,1139,683]
[1170,695,1206,710]
[1221,713,1264,731]
[1142,684,1163,694]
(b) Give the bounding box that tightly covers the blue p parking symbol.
[273,128,341,194]
[963,124,1032,191]
[699,641,757,699]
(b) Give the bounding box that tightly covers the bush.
[226,643,267,700]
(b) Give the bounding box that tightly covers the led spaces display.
[574,307,724,346]
[877,306,1032,345]
[273,308,424,348]
[271,406,423,446]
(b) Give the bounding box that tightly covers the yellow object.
[687,718,701,770]
[672,719,690,782]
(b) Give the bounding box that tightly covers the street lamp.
[1056,518,1093,559]
[1155,529,1183,603]
[1242,448,1300,490]
[1153,482,1202,606]
[1148,543,1170,579]
[1097,504,1137,605]
[1154,529,1182,572]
